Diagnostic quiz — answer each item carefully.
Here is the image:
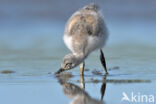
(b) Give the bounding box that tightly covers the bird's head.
[61,54,79,70]
[56,54,82,74]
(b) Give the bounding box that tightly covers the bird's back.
[64,3,108,54]
[65,3,106,37]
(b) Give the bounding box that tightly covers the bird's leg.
[80,62,85,75]
[80,62,85,89]
[80,73,85,89]
[100,49,108,74]
[100,74,107,100]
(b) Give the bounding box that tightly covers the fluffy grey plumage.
[56,3,108,74]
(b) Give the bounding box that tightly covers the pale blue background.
[0,0,156,104]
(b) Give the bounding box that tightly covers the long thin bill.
[55,68,64,75]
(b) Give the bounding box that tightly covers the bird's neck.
[73,53,87,63]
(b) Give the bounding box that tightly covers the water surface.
[0,0,156,104]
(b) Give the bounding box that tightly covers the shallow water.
[0,23,156,104]
[0,1,156,104]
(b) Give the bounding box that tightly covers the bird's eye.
[85,7,90,10]
[65,63,72,69]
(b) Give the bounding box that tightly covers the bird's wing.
[67,15,81,35]
[66,13,100,37]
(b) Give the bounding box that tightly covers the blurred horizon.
[0,0,156,51]
[1,0,156,21]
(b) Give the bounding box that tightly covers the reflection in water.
[80,74,85,89]
[57,74,107,104]
[56,72,151,104]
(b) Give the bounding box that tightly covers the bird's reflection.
[57,74,107,104]
[56,72,151,104]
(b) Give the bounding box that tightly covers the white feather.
[87,35,105,53]
[63,35,73,52]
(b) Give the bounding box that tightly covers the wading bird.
[56,3,108,75]
[56,73,107,104]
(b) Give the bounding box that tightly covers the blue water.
[0,0,156,104]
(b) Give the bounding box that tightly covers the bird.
[55,3,108,75]
[56,73,107,104]
[60,81,104,104]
